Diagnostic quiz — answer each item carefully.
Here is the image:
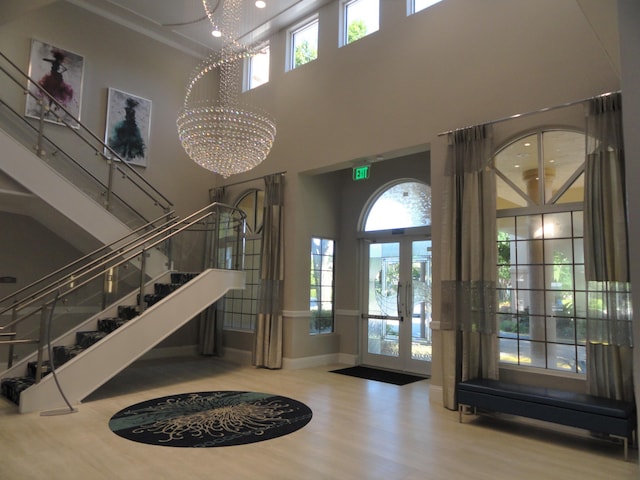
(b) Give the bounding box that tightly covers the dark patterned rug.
[108,391,312,447]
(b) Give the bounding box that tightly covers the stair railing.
[0,202,246,375]
[0,50,173,229]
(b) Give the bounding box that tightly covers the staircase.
[0,50,248,414]
[1,269,244,413]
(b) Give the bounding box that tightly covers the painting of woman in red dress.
[26,40,84,127]
[38,49,74,109]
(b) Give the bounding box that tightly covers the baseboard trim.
[140,345,198,361]
[429,384,443,406]
[282,353,358,370]
[221,347,253,365]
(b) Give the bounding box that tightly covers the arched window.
[363,181,431,232]
[222,188,264,332]
[495,129,586,374]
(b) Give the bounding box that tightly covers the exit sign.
[352,165,370,181]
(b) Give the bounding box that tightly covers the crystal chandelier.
[177,0,276,178]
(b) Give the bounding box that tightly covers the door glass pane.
[411,240,432,361]
[367,242,399,357]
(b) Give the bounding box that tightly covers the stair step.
[76,331,107,349]
[171,272,197,284]
[1,377,36,404]
[117,305,138,320]
[155,282,182,296]
[52,344,85,367]
[98,317,128,334]
[27,360,52,379]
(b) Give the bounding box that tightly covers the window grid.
[497,211,586,373]
[222,237,261,331]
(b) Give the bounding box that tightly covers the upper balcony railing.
[0,50,173,229]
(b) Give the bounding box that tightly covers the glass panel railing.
[0,50,173,230]
[0,203,246,372]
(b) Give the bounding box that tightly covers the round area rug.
[108,391,313,447]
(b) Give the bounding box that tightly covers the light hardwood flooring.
[0,356,637,480]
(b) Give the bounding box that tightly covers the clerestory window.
[341,0,379,46]
[288,16,319,71]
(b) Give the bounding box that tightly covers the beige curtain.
[198,187,226,355]
[584,93,634,401]
[440,125,498,410]
[253,174,284,369]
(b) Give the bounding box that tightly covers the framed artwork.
[104,88,152,167]
[25,39,84,127]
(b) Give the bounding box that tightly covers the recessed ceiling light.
[212,29,222,37]
[514,164,520,168]
[524,142,531,147]
[255,1,266,8]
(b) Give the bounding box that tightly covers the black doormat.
[330,366,428,385]
[109,391,312,447]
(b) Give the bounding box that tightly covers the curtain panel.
[253,174,285,369]
[584,93,634,402]
[440,125,498,409]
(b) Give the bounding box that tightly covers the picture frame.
[104,88,152,167]
[25,39,84,128]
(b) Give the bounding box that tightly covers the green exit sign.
[352,165,370,181]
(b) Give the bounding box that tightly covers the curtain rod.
[436,90,620,137]
[217,171,287,189]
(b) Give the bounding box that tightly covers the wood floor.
[0,356,637,480]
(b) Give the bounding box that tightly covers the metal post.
[36,100,46,157]
[211,210,220,269]
[138,250,147,314]
[35,306,48,384]
[7,304,17,368]
[105,157,114,211]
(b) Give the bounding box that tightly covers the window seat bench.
[457,378,637,460]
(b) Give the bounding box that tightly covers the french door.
[361,236,432,375]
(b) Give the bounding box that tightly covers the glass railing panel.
[0,203,245,371]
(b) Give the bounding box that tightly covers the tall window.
[495,130,587,373]
[310,237,335,334]
[288,17,318,71]
[223,189,264,331]
[246,43,270,90]
[341,0,379,46]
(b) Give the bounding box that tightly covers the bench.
[457,378,637,460]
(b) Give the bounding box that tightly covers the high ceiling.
[66,0,333,57]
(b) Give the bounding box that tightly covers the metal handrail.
[1,202,246,373]
[0,211,175,312]
[0,98,161,226]
[0,50,173,218]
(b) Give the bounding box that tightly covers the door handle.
[406,282,412,322]
[396,282,402,321]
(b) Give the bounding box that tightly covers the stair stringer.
[18,268,245,414]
